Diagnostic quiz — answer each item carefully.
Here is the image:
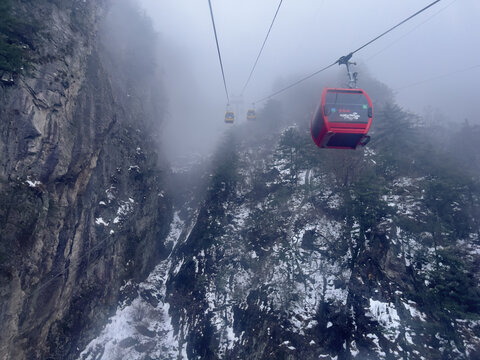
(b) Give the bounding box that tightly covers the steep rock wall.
[0,1,172,359]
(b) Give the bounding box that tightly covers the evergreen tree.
[278,127,302,185]
[426,248,480,317]
[0,0,37,74]
[370,102,420,177]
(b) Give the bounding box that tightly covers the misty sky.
[135,0,480,156]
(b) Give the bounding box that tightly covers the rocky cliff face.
[0,1,172,359]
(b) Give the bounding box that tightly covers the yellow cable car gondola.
[225,110,234,124]
[246,109,256,121]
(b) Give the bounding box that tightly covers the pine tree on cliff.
[0,0,37,75]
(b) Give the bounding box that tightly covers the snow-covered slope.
[79,115,480,359]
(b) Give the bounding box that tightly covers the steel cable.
[241,0,284,96]
[208,0,230,103]
[254,0,443,103]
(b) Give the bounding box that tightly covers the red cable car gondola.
[311,87,373,149]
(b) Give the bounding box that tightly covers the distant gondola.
[246,109,256,121]
[311,88,373,149]
[225,111,235,124]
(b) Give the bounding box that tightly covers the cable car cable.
[367,0,457,62]
[25,233,116,301]
[241,0,284,96]
[255,61,338,103]
[13,233,118,339]
[394,64,480,92]
[254,0,443,103]
[349,0,441,56]
[207,0,230,104]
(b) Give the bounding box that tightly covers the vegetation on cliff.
[0,0,38,75]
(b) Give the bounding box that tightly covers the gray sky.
[135,0,480,157]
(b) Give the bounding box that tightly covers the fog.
[135,0,480,159]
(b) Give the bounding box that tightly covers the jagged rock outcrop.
[0,1,172,359]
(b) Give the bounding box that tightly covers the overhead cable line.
[241,0,284,95]
[254,0,443,103]
[14,232,117,340]
[255,62,338,103]
[367,0,458,62]
[395,64,480,91]
[207,0,230,104]
[27,233,115,301]
[349,0,441,56]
